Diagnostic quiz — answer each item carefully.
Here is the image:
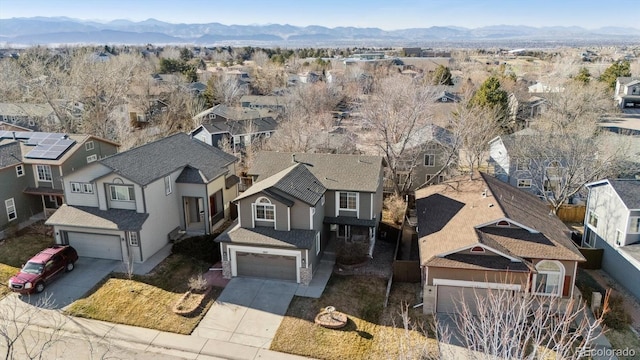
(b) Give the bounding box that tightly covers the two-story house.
[190,117,277,154]
[46,133,239,264]
[0,131,118,232]
[215,152,384,285]
[0,103,60,131]
[417,172,585,315]
[239,95,285,113]
[614,77,640,111]
[582,179,640,300]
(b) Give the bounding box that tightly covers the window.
[85,141,94,151]
[321,195,325,206]
[517,179,532,188]
[86,154,98,163]
[128,232,139,247]
[15,165,24,177]
[110,185,134,201]
[82,183,94,194]
[629,217,640,234]
[254,197,275,221]
[533,260,563,296]
[36,165,52,182]
[516,159,529,171]
[584,229,596,247]
[339,192,357,211]
[587,212,598,229]
[70,182,82,193]
[615,230,624,247]
[424,154,435,167]
[5,198,16,221]
[315,232,321,255]
[164,175,172,195]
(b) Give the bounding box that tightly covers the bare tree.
[445,288,611,360]
[206,73,248,106]
[360,75,437,195]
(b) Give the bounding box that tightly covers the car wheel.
[35,282,45,293]
[66,262,75,272]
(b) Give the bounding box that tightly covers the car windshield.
[22,261,44,274]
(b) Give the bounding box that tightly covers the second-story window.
[15,165,24,177]
[70,182,82,193]
[86,154,98,163]
[110,185,135,201]
[85,141,94,151]
[36,165,52,182]
[254,197,275,221]
[339,192,357,211]
[424,154,435,167]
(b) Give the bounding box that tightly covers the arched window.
[254,197,275,222]
[533,260,564,296]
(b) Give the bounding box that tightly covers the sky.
[0,0,632,30]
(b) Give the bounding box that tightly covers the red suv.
[8,245,78,294]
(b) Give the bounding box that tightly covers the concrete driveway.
[20,257,120,309]
[193,278,298,348]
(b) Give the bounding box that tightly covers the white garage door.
[436,286,488,315]
[66,232,122,260]
[236,252,297,282]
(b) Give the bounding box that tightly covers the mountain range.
[1,17,639,46]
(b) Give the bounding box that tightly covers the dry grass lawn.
[271,275,438,360]
[65,254,221,334]
[606,328,640,360]
[0,264,20,297]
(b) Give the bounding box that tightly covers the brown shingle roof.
[416,172,584,267]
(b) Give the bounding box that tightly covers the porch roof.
[45,205,148,231]
[23,187,64,196]
[323,216,378,228]
[426,254,531,272]
[215,225,315,249]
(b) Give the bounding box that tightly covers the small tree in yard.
[384,194,407,224]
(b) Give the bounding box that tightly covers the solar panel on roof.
[26,150,46,158]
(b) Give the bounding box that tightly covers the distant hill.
[1,17,639,46]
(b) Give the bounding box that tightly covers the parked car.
[8,245,78,294]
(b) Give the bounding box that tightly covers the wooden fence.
[554,205,586,223]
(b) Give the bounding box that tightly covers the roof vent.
[482,189,488,198]
[488,203,494,208]
[292,153,296,163]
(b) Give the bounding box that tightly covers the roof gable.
[608,179,640,210]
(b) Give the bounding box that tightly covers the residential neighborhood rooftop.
[215,224,316,249]
[608,179,640,210]
[46,205,149,231]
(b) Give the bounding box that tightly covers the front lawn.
[0,228,54,298]
[65,254,221,334]
[271,276,438,360]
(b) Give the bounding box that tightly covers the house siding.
[595,234,640,300]
[139,169,182,262]
[489,138,510,183]
[237,192,294,230]
[177,183,208,230]
[290,199,311,230]
[60,140,118,177]
[585,184,630,247]
[0,166,41,229]
[96,173,142,212]
[63,163,112,208]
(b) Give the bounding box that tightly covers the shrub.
[188,273,209,293]
[172,235,221,264]
[601,294,632,330]
[384,194,407,224]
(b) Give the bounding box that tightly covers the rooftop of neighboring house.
[197,116,278,136]
[617,77,640,86]
[235,163,326,206]
[0,121,34,132]
[0,131,119,166]
[239,95,285,107]
[0,103,55,117]
[491,127,538,153]
[248,151,384,193]
[395,123,455,151]
[0,141,22,169]
[416,172,585,267]
[193,104,275,121]
[98,132,237,186]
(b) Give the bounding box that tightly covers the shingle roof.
[202,117,277,136]
[428,254,531,272]
[0,142,22,169]
[45,205,149,231]
[609,179,640,210]
[248,152,384,192]
[215,225,316,249]
[176,165,206,184]
[194,104,273,121]
[416,172,584,267]
[235,163,326,206]
[0,103,55,117]
[99,133,237,186]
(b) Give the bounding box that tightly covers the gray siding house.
[46,133,239,266]
[0,131,118,234]
[583,179,640,300]
[216,152,384,284]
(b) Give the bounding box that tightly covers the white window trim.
[337,191,358,212]
[110,185,135,201]
[36,164,52,182]
[615,229,624,247]
[82,183,94,194]
[315,232,321,255]
[253,197,275,223]
[164,175,172,195]
[86,154,98,163]
[5,198,17,221]
[629,217,640,234]
[584,228,596,248]
[70,182,82,193]
[517,179,532,188]
[15,165,24,177]
[424,153,435,167]
[587,211,598,230]
[85,141,94,151]
[532,260,565,297]
[309,207,315,230]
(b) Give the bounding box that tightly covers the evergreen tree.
[575,67,591,84]
[432,65,453,85]
[470,76,509,120]
[599,61,631,89]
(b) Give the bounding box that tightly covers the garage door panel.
[236,252,297,281]
[66,232,122,260]
[437,286,488,315]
